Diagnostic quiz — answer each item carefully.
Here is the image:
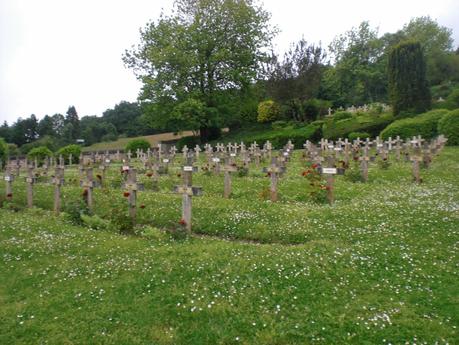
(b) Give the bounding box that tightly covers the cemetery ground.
[1,148,458,344]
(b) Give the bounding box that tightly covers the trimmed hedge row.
[438,109,459,145]
[380,109,449,140]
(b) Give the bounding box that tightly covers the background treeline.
[1,14,459,155]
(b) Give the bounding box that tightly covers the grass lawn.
[0,147,458,344]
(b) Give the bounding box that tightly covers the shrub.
[446,89,459,109]
[333,111,353,122]
[0,137,7,168]
[57,144,82,164]
[176,135,200,151]
[257,100,280,123]
[348,132,370,141]
[125,139,151,157]
[27,146,53,165]
[380,109,449,140]
[438,109,459,145]
[7,143,19,157]
[271,121,288,130]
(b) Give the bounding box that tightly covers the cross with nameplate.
[173,156,202,232]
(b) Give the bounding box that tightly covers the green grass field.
[1,148,458,344]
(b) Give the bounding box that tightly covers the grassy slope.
[82,131,197,152]
[0,148,458,344]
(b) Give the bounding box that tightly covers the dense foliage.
[388,41,431,116]
[438,109,459,145]
[0,137,7,168]
[257,100,280,123]
[26,146,53,164]
[125,139,151,156]
[57,145,82,164]
[380,109,449,140]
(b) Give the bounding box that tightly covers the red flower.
[326,186,331,191]
[6,193,12,198]
[179,219,186,226]
[266,172,271,177]
[123,191,130,197]
[177,173,182,178]
[146,173,153,177]
[82,189,88,197]
[311,163,318,169]
[140,204,145,209]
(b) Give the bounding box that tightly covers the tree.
[124,0,275,142]
[65,106,80,141]
[326,21,387,106]
[38,115,54,137]
[390,17,455,84]
[266,39,326,121]
[0,137,7,168]
[102,101,147,137]
[388,41,431,116]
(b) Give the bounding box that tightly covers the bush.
[438,109,459,145]
[125,139,151,157]
[271,121,288,130]
[348,132,370,141]
[7,143,19,157]
[175,136,200,151]
[333,111,353,122]
[57,144,82,164]
[27,146,53,165]
[257,100,280,123]
[380,109,449,140]
[0,137,7,168]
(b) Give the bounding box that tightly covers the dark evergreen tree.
[65,106,80,140]
[388,41,431,116]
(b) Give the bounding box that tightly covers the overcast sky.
[1,0,458,124]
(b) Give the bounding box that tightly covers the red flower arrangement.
[6,193,12,198]
[82,189,88,197]
[140,204,145,209]
[179,218,186,226]
[123,191,130,197]
[146,172,153,177]
[311,163,319,169]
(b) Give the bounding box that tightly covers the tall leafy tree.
[326,21,387,106]
[123,0,275,141]
[388,41,431,116]
[38,115,54,137]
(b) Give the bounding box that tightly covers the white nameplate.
[327,145,334,149]
[283,152,289,156]
[183,166,193,172]
[322,168,337,174]
[26,177,33,183]
[163,159,170,163]
[230,153,236,157]
[212,158,220,163]
[4,176,11,182]
[122,166,130,170]
[105,159,110,163]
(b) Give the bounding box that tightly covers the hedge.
[438,109,459,145]
[380,109,449,140]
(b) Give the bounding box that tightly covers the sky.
[1,0,458,125]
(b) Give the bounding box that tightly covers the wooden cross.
[53,166,65,215]
[194,145,201,158]
[4,166,14,200]
[80,167,98,210]
[262,156,286,202]
[359,145,372,182]
[395,136,401,161]
[222,156,238,198]
[182,145,189,159]
[317,155,345,205]
[410,147,422,183]
[173,156,202,232]
[26,166,35,208]
[123,168,144,224]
